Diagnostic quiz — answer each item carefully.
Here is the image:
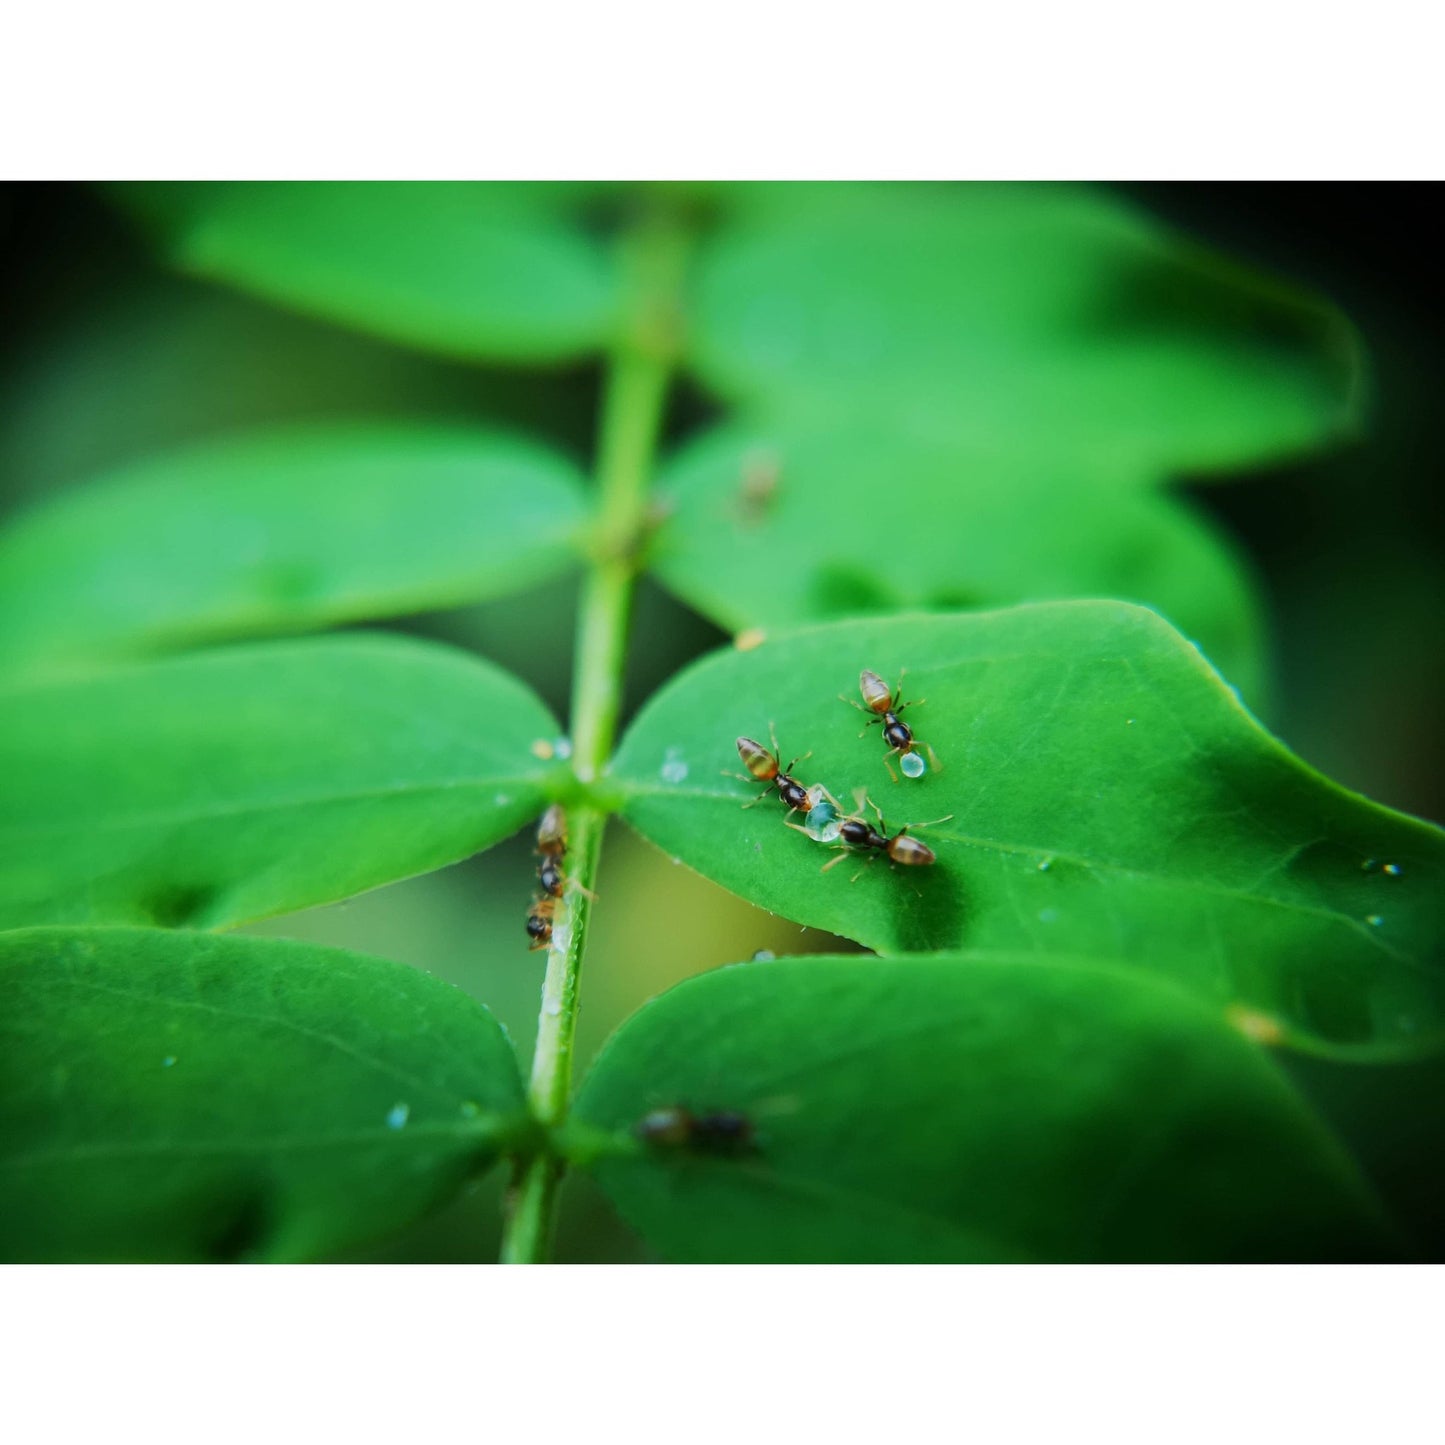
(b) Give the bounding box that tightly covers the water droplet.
[804,797,842,842]
[900,751,926,779]
[1383,862,1402,877]
[161,1055,176,1068]
[1038,908,1059,923]
[493,792,511,807]
[1125,718,1135,726]
[751,949,776,962]
[1366,914,1384,928]
[544,998,563,1018]
[670,856,681,865]
[554,737,573,759]
[660,748,689,784]
[1037,857,1053,872]
[460,1101,480,1119]
[386,1103,410,1129]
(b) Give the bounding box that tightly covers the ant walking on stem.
[844,668,941,781]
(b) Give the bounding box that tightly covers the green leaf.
[0,926,530,1262]
[574,953,1397,1262]
[651,418,1266,702]
[0,422,591,680]
[110,182,619,363]
[0,633,563,931]
[690,183,1362,481]
[611,604,1445,1060]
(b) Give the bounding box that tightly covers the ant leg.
[924,741,942,773]
[567,879,601,902]
[912,812,955,831]
[739,790,773,810]
[820,850,854,874]
[840,694,872,716]
[881,749,901,784]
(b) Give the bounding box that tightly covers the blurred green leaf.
[651,418,1266,701]
[612,604,1445,1060]
[0,422,590,679]
[0,926,529,1261]
[574,953,1396,1262]
[0,634,564,930]
[690,183,1362,480]
[109,182,619,363]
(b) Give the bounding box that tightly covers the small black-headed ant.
[731,725,837,820]
[535,802,568,899]
[819,791,953,880]
[634,1106,756,1155]
[844,668,941,782]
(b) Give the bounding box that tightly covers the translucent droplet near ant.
[899,751,927,778]
[803,786,842,842]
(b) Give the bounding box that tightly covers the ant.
[535,802,568,899]
[735,447,781,527]
[731,725,838,820]
[843,668,941,782]
[634,1106,756,1155]
[525,895,556,951]
[818,791,953,880]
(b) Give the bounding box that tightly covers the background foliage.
[0,182,1440,1262]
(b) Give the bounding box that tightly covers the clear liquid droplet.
[1383,862,1402,877]
[660,747,688,784]
[751,949,776,962]
[899,752,926,779]
[161,1056,176,1069]
[804,797,842,842]
[1366,914,1384,928]
[1037,857,1053,872]
[386,1103,410,1129]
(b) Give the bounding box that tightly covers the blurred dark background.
[1,181,1440,1260]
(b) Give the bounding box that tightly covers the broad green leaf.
[0,422,590,680]
[110,182,619,363]
[611,604,1445,1060]
[690,183,1362,481]
[0,926,530,1262]
[0,633,564,931]
[651,419,1266,702]
[574,953,1397,1263]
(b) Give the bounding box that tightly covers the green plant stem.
[499,210,688,1265]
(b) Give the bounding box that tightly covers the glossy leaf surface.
[576,953,1395,1262]
[651,419,1266,700]
[0,634,563,930]
[690,184,1361,481]
[612,604,1445,1059]
[0,423,590,679]
[112,181,618,363]
[0,927,529,1262]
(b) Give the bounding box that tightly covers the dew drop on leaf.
[161,1055,176,1069]
[386,1102,410,1129]
[1383,862,1402,877]
[1366,915,1384,928]
[900,752,926,778]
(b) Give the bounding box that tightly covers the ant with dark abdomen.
[843,668,941,781]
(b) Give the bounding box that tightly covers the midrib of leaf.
[620,779,1415,966]
[2,774,555,843]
